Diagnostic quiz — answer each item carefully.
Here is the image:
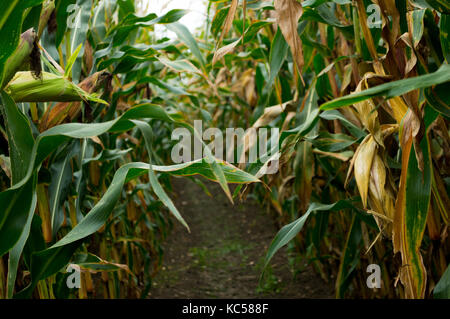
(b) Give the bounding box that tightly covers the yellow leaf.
[354,135,377,207]
[274,0,304,75]
[212,0,239,65]
[212,38,241,65]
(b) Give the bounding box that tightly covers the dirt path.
[149,177,333,299]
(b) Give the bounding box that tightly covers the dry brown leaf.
[340,64,353,93]
[230,69,257,106]
[39,71,112,131]
[281,111,296,131]
[352,74,382,145]
[274,0,304,75]
[38,42,64,75]
[237,100,296,165]
[277,175,295,203]
[313,149,353,162]
[89,136,104,149]
[0,156,11,179]
[212,0,239,65]
[213,38,241,66]
[219,0,239,44]
[368,154,395,236]
[377,0,401,45]
[393,134,413,253]
[399,33,418,76]
[214,67,228,86]
[387,96,408,124]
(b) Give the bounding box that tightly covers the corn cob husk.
[1,29,37,89]
[4,71,108,104]
[39,71,112,131]
[38,0,55,39]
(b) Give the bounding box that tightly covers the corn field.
[0,0,449,300]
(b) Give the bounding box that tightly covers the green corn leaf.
[320,63,450,110]
[410,9,426,48]
[131,119,189,231]
[0,91,35,184]
[425,82,450,119]
[0,103,257,259]
[49,150,75,238]
[6,176,37,298]
[336,215,362,298]
[320,110,366,139]
[55,0,76,47]
[110,9,188,46]
[68,0,92,83]
[166,22,206,70]
[434,264,450,298]
[72,252,133,274]
[15,157,258,298]
[15,241,81,299]
[440,14,450,63]
[0,91,37,259]
[266,27,288,91]
[394,108,437,298]
[262,200,359,272]
[0,178,35,257]
[425,0,450,13]
[64,43,82,78]
[211,6,229,37]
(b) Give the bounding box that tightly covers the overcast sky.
[141,0,208,38]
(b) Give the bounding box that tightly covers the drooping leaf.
[265,27,289,91]
[394,109,435,298]
[320,63,450,110]
[6,176,37,298]
[167,22,206,69]
[212,0,238,65]
[263,200,359,271]
[273,0,304,75]
[440,14,450,63]
[434,264,450,298]
[0,91,35,184]
[336,215,362,298]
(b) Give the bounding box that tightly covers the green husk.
[1,29,37,89]
[4,71,108,104]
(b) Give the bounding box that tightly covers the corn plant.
[206,0,450,298]
[1,0,449,300]
[0,0,258,299]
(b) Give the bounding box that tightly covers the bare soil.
[149,177,334,299]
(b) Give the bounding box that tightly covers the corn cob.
[1,29,37,89]
[4,71,107,104]
[39,71,112,131]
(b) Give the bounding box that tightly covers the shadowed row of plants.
[0,0,258,299]
[205,0,450,298]
[0,0,449,299]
